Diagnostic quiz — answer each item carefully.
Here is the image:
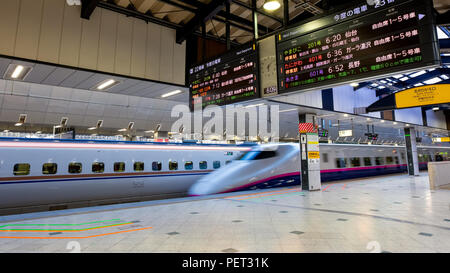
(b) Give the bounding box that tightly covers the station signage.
[188,43,259,110]
[275,0,440,95]
[395,84,450,109]
[432,137,450,143]
[339,130,353,137]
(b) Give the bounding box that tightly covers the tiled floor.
[0,172,449,253]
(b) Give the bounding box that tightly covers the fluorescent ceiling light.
[409,71,426,78]
[378,86,386,89]
[414,83,424,87]
[370,83,378,87]
[399,77,409,81]
[380,120,385,123]
[423,77,442,85]
[88,127,97,130]
[441,75,449,80]
[350,83,359,87]
[11,65,24,79]
[245,103,265,108]
[380,80,387,84]
[97,79,117,90]
[118,128,127,132]
[263,0,281,11]
[35,131,42,134]
[392,74,404,79]
[393,122,398,125]
[3,130,9,133]
[14,123,23,127]
[161,90,182,98]
[432,107,440,111]
[145,130,155,133]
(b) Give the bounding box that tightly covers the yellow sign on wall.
[395,84,450,109]
[308,151,320,159]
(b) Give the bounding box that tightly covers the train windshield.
[237,150,277,160]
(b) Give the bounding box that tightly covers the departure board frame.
[275,0,440,95]
[188,43,260,110]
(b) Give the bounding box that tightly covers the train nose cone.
[187,182,210,196]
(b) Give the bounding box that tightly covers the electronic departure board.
[189,44,259,109]
[276,0,440,95]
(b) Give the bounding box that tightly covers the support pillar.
[404,127,419,176]
[298,113,321,191]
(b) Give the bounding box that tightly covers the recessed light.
[5,64,32,80]
[161,90,182,98]
[12,65,24,79]
[14,123,23,127]
[263,0,281,11]
[95,79,119,90]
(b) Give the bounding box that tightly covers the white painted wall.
[0,0,186,85]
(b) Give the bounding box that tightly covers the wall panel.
[38,0,65,63]
[0,1,20,55]
[0,1,186,86]
[14,0,44,60]
[79,8,101,70]
[97,9,118,73]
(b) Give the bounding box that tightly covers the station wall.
[426,109,447,129]
[332,85,380,118]
[0,0,186,85]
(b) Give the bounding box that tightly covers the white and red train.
[0,138,448,214]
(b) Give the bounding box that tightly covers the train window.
[92,162,104,173]
[350,158,361,167]
[363,157,372,166]
[322,153,328,163]
[114,162,125,172]
[238,151,277,160]
[42,163,57,175]
[335,158,347,168]
[152,161,162,171]
[199,161,208,169]
[185,161,193,170]
[386,157,394,165]
[213,161,221,169]
[401,152,405,160]
[395,157,400,164]
[13,163,30,176]
[169,161,178,170]
[375,157,384,166]
[68,162,82,174]
[134,162,144,172]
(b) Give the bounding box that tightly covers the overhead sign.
[432,137,450,143]
[339,130,353,137]
[367,84,450,111]
[395,84,450,108]
[275,0,440,95]
[188,43,259,110]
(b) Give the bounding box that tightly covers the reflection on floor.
[0,173,449,253]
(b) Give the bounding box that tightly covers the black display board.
[189,43,259,110]
[276,0,440,94]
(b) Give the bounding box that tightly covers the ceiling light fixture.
[350,83,359,87]
[96,79,117,90]
[161,90,182,98]
[11,65,24,79]
[263,0,281,11]
[14,123,23,127]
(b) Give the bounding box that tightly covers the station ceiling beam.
[176,0,229,44]
[81,0,100,20]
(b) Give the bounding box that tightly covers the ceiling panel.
[41,67,75,86]
[24,64,55,84]
[60,70,95,88]
[0,58,12,77]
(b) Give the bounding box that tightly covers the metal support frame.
[176,0,229,43]
[226,1,231,50]
[252,0,258,40]
[81,0,100,20]
[283,0,289,26]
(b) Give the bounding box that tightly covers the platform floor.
[0,173,449,253]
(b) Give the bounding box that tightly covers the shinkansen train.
[0,138,449,214]
[188,143,450,195]
[0,138,251,215]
